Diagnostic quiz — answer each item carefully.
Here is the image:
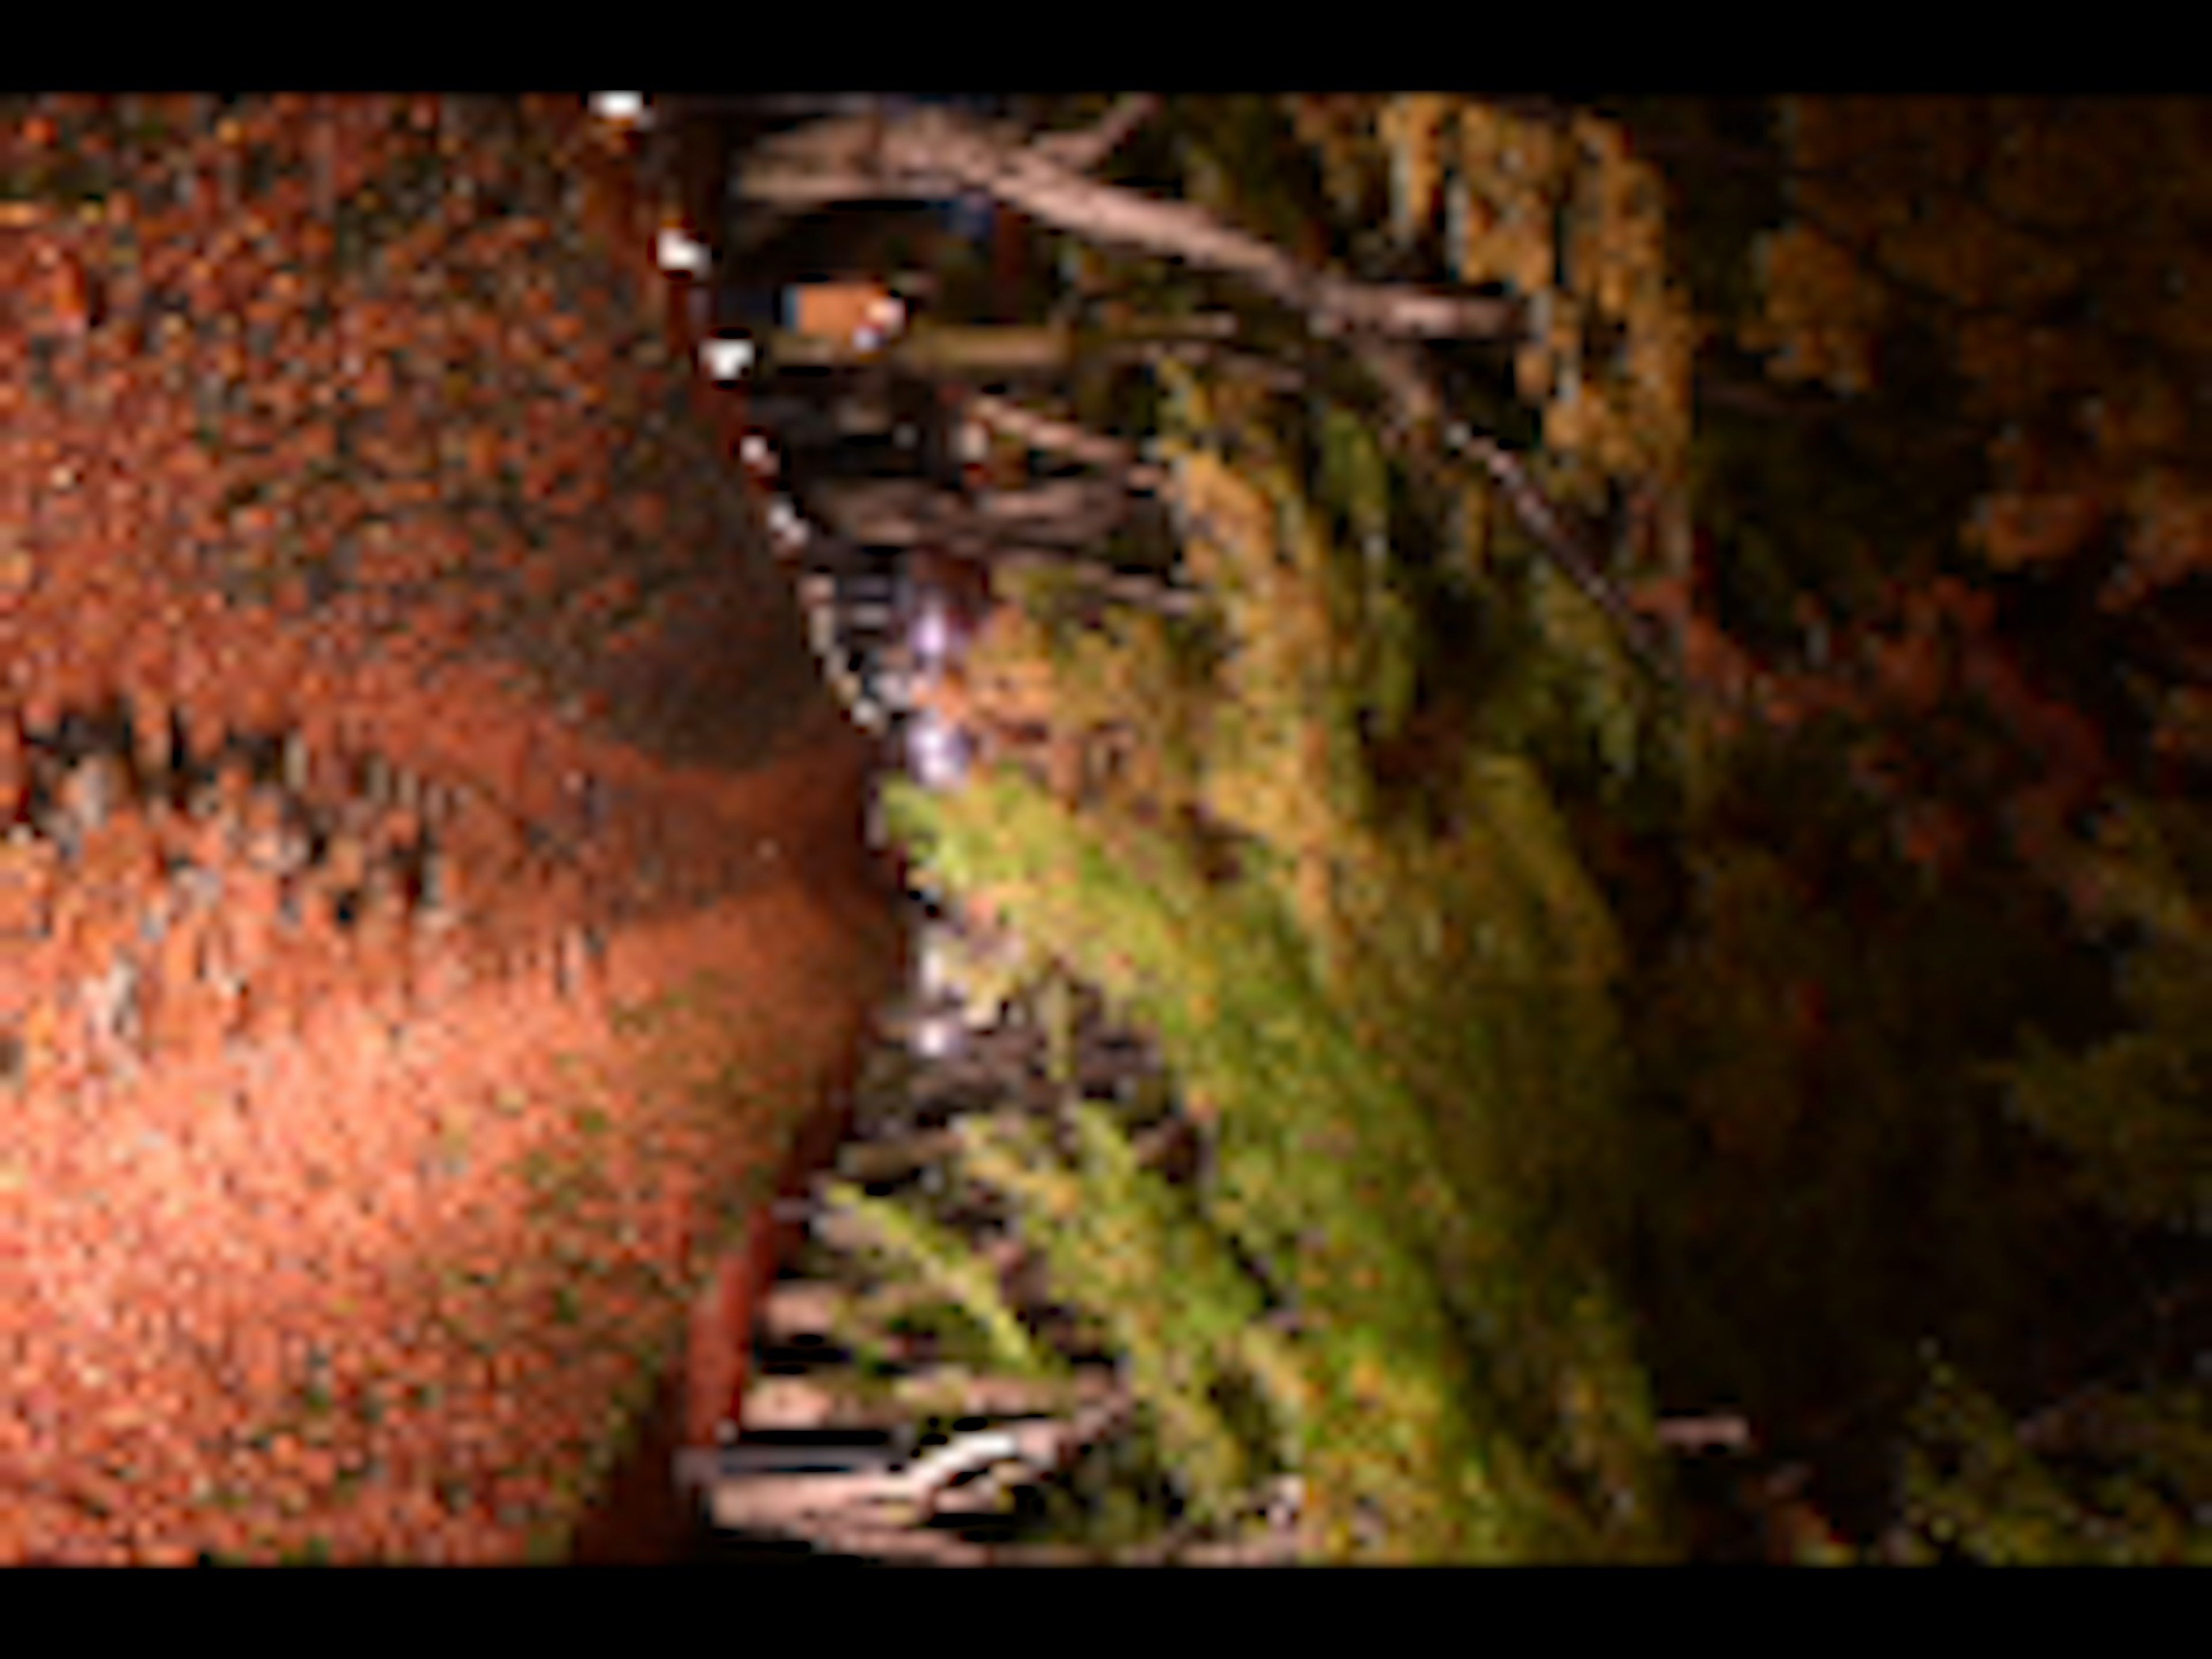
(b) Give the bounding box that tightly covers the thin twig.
[1443,426,1679,686]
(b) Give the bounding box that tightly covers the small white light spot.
[656,226,711,276]
[590,92,650,127]
[766,497,810,548]
[918,931,956,999]
[907,714,970,789]
[912,1014,963,1059]
[911,600,955,665]
[702,336,755,381]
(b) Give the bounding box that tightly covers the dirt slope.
[2,93,903,1564]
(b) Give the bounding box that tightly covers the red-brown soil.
[2,95,906,1563]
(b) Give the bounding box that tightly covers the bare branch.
[774,320,1080,377]
[1345,334,1445,431]
[683,1395,1141,1558]
[1028,93,1163,174]
[975,476,1134,544]
[1444,427,1679,686]
[964,391,1169,491]
[1655,1414,1755,1453]
[797,472,1203,621]
[803,476,974,547]
[806,475,1134,556]
[737,104,1520,343]
[994,550,1210,619]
